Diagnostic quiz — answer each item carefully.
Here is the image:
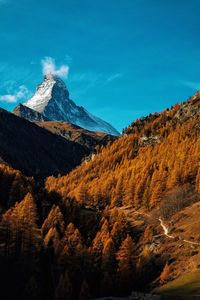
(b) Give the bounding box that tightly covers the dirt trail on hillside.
[158,217,200,246]
[158,217,174,239]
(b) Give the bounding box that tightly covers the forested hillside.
[0,92,200,299]
[45,92,200,211]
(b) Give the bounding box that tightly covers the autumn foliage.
[46,109,200,212]
[0,93,200,299]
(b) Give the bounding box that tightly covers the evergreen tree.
[116,235,135,294]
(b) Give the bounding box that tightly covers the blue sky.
[0,0,200,132]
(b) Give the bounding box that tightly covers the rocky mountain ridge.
[13,74,120,136]
[36,121,117,151]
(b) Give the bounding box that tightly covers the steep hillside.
[42,91,200,297]
[45,96,200,211]
[0,92,200,299]
[155,269,200,296]
[124,91,200,137]
[0,108,89,178]
[36,121,116,151]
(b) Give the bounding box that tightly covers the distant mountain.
[0,108,89,178]
[36,121,117,151]
[14,74,120,136]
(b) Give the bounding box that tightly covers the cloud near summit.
[42,57,69,78]
[0,85,29,103]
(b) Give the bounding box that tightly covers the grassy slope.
[156,269,200,295]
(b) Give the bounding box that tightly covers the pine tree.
[76,183,89,205]
[0,193,40,257]
[116,235,135,294]
[42,205,65,237]
[102,237,116,273]
[111,211,128,247]
[114,175,124,207]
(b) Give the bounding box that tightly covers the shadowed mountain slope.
[36,121,117,151]
[0,108,89,178]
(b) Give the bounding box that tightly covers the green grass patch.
[155,269,200,296]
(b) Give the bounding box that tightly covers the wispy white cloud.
[0,95,16,103]
[70,71,123,89]
[41,57,69,78]
[0,85,29,103]
[69,72,103,98]
[180,80,200,90]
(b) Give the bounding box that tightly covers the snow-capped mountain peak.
[24,74,69,113]
[18,75,120,136]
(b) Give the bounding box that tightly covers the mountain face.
[14,74,120,136]
[36,121,117,151]
[0,108,89,178]
[13,103,49,122]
